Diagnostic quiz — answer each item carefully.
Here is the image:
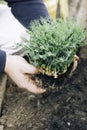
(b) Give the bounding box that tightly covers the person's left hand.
[4,55,46,94]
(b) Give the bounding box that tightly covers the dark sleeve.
[6,0,50,28]
[0,50,6,74]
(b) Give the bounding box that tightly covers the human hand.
[4,55,46,94]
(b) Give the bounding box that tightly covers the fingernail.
[38,88,46,94]
[42,89,46,92]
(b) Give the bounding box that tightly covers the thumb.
[23,63,39,74]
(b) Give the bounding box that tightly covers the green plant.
[22,18,85,78]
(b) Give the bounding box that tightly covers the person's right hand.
[4,55,46,94]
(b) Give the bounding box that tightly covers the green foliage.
[22,18,85,78]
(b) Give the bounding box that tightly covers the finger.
[69,60,78,77]
[26,79,46,94]
[28,86,46,94]
[74,55,79,61]
[18,75,46,94]
[23,63,39,74]
[72,60,78,72]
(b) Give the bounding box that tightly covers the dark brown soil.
[0,45,87,130]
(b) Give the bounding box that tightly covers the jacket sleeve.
[6,0,50,28]
[0,50,6,74]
